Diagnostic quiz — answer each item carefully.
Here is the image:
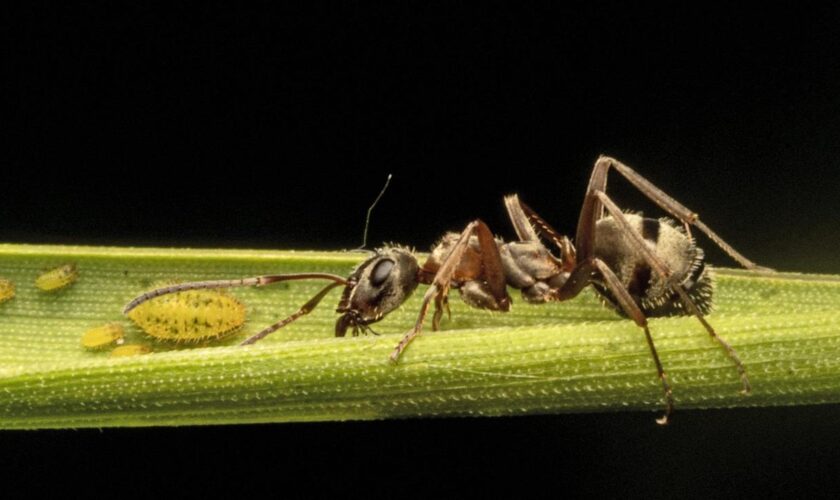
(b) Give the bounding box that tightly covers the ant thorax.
[422,232,487,283]
[499,241,568,304]
[425,232,568,307]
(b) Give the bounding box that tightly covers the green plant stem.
[0,243,839,429]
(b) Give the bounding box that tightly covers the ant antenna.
[356,174,392,250]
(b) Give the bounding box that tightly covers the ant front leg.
[431,294,450,331]
[389,219,510,363]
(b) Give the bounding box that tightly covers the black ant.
[123,157,772,424]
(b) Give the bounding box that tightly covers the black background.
[4,2,840,497]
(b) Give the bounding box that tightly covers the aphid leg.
[592,190,751,395]
[390,220,509,362]
[241,282,344,345]
[580,156,773,272]
[123,273,348,314]
[556,257,673,424]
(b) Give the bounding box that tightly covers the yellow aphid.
[126,289,246,343]
[0,278,14,304]
[35,263,79,291]
[110,344,152,357]
[81,323,125,350]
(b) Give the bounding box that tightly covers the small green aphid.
[35,263,79,291]
[110,344,152,357]
[81,323,125,350]
[0,278,15,304]
[126,289,246,343]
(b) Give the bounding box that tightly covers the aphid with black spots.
[123,157,772,424]
[126,288,246,343]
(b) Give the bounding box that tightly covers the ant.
[123,157,771,424]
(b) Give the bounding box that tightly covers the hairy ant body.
[124,157,771,423]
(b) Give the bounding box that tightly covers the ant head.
[335,247,420,337]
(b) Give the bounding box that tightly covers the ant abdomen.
[592,214,714,317]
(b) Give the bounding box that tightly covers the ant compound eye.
[370,259,395,287]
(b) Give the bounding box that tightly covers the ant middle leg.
[504,194,576,270]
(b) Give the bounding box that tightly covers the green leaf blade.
[0,243,839,429]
